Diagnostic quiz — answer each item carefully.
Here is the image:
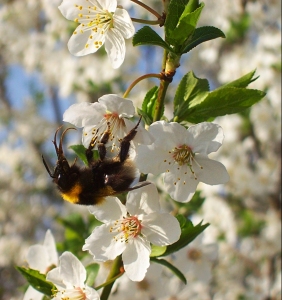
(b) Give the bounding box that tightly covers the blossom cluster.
[0,0,280,299]
[23,93,230,299]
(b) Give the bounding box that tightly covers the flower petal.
[100,0,117,11]
[23,286,44,300]
[63,102,106,127]
[26,245,51,274]
[84,286,101,300]
[113,8,135,39]
[83,223,127,261]
[122,237,151,281]
[135,144,171,174]
[68,24,105,56]
[59,252,86,287]
[126,184,160,216]
[59,0,90,21]
[187,122,224,154]
[142,212,181,245]
[164,169,197,202]
[148,121,185,149]
[194,155,230,185]
[43,230,58,267]
[131,121,154,145]
[46,267,65,289]
[98,94,135,117]
[88,197,126,222]
[105,28,125,69]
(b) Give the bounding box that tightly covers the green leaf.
[185,0,200,13]
[170,3,204,46]
[56,213,102,258]
[184,87,266,123]
[182,26,225,53]
[57,213,88,238]
[162,217,209,256]
[16,267,55,296]
[150,257,187,284]
[226,12,250,44]
[69,144,88,165]
[165,0,204,47]
[173,70,266,123]
[85,263,100,286]
[137,108,153,126]
[165,0,189,37]
[174,71,209,121]
[219,69,259,89]
[141,86,160,124]
[133,26,172,51]
[173,191,206,216]
[150,245,167,257]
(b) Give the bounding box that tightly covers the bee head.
[42,127,78,191]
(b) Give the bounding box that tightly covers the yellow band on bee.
[61,183,82,204]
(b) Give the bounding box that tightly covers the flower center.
[110,215,142,243]
[172,145,193,166]
[74,4,113,29]
[73,4,114,49]
[86,112,125,152]
[166,144,203,184]
[55,286,86,300]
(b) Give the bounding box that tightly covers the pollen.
[169,144,203,180]
[110,216,142,243]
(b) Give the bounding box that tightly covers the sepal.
[16,267,56,297]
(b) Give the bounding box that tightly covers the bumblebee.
[42,118,148,205]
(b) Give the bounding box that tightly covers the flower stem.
[100,256,123,300]
[153,78,170,122]
[123,73,162,98]
[131,17,161,25]
[131,0,162,19]
[95,271,123,290]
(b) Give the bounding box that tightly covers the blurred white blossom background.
[0,0,280,299]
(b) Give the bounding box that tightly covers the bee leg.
[97,122,112,161]
[86,135,98,165]
[86,122,112,164]
[119,116,142,162]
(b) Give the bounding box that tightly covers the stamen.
[110,216,142,243]
[54,286,87,300]
[165,144,204,181]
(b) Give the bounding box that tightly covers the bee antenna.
[53,126,76,158]
[53,125,64,155]
[59,127,76,156]
[42,155,55,178]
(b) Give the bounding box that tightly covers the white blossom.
[63,94,152,152]
[58,0,135,68]
[135,121,229,202]
[23,230,58,300]
[46,251,100,300]
[83,184,181,281]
